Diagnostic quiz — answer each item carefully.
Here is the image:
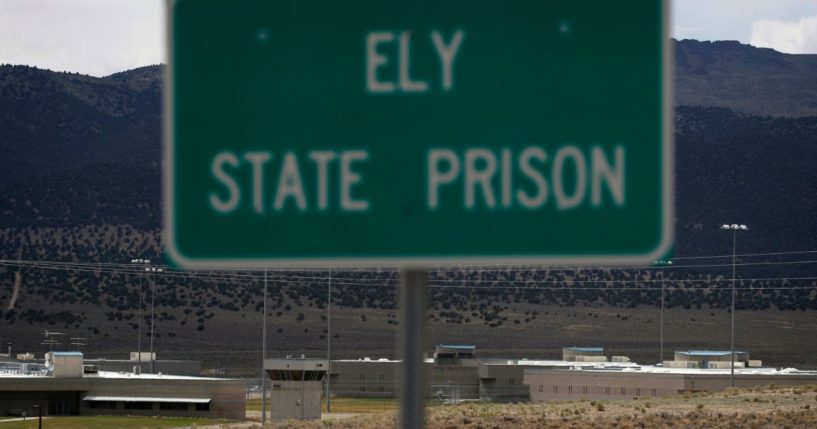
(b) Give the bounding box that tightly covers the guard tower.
[433,344,476,365]
[264,358,328,421]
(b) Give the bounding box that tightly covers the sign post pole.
[399,269,428,429]
[326,268,332,413]
[261,267,268,424]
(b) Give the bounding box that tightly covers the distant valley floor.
[4,304,817,374]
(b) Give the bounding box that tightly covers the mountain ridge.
[674,39,817,118]
[1,39,815,184]
[1,40,816,369]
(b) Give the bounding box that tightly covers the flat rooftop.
[564,347,604,353]
[332,358,436,364]
[525,365,817,376]
[676,350,747,356]
[0,370,234,381]
[482,359,638,369]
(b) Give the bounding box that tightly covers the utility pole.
[138,270,143,371]
[720,223,748,388]
[730,229,736,387]
[130,258,150,373]
[145,266,163,374]
[654,259,672,365]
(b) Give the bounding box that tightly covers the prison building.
[14,352,201,377]
[0,352,244,419]
[562,346,606,362]
[328,358,481,400]
[327,345,630,403]
[329,358,404,398]
[666,350,757,369]
[327,345,481,400]
[264,358,328,421]
[310,344,812,406]
[434,344,476,364]
[478,359,639,402]
[85,357,201,377]
[478,360,539,402]
[524,366,817,402]
[430,345,480,401]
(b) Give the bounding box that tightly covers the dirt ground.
[257,384,817,428]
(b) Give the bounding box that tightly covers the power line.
[2,259,816,291]
[3,248,817,272]
[3,258,817,282]
[2,262,817,289]
[3,263,817,290]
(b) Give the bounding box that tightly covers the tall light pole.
[326,268,332,413]
[145,266,163,374]
[654,259,672,365]
[720,223,748,387]
[130,258,150,373]
[261,268,268,424]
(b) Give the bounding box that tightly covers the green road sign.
[165,0,673,267]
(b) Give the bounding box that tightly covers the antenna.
[42,330,66,354]
[70,337,88,352]
[40,339,61,354]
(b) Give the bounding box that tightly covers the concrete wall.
[674,352,749,365]
[681,373,817,392]
[0,391,74,416]
[51,354,83,378]
[430,365,479,400]
[562,348,604,362]
[479,364,539,402]
[329,360,479,400]
[329,360,407,397]
[81,377,245,420]
[269,380,322,421]
[524,369,817,402]
[129,352,156,361]
[525,370,686,401]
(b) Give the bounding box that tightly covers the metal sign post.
[326,268,332,413]
[399,269,428,429]
[261,268,268,424]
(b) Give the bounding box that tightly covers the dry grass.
[247,397,398,414]
[262,384,817,428]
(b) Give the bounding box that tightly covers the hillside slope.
[1,41,817,370]
[674,40,817,117]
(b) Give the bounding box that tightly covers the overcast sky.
[1,0,817,77]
